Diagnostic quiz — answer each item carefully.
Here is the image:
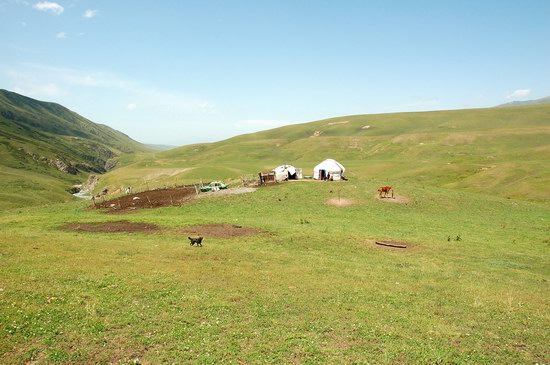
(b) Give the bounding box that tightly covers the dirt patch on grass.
[61,221,263,238]
[180,224,264,238]
[326,197,355,206]
[94,186,196,213]
[375,194,411,204]
[62,221,160,233]
[94,186,257,213]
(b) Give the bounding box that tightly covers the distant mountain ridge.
[0,89,148,209]
[496,96,550,108]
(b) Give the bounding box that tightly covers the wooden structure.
[258,171,276,184]
[375,241,407,249]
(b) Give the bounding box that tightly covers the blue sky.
[1,0,549,145]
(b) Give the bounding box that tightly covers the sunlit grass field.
[1,102,549,363]
[1,180,548,364]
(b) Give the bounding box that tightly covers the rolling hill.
[100,104,550,203]
[0,89,148,209]
[2,88,549,208]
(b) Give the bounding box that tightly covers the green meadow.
[1,103,549,364]
[1,180,549,364]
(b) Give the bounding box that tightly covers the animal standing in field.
[378,185,394,198]
[188,236,203,247]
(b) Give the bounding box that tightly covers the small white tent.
[272,164,301,182]
[313,159,346,180]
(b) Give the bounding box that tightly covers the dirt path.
[144,168,194,180]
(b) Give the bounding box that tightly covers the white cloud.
[18,63,134,89]
[506,89,531,99]
[33,1,64,15]
[197,101,215,110]
[4,63,216,114]
[1,63,223,144]
[139,89,216,113]
[56,31,67,39]
[83,9,98,18]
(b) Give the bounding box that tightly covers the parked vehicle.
[200,181,228,192]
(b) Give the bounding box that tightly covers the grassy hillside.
[0,181,548,364]
[1,98,548,364]
[0,89,149,209]
[3,95,549,208]
[101,104,550,203]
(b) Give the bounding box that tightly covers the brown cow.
[378,185,393,198]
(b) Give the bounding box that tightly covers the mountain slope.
[497,96,550,108]
[0,89,148,209]
[101,104,550,202]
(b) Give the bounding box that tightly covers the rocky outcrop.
[19,148,111,175]
[104,158,118,171]
[51,158,78,175]
[74,163,105,174]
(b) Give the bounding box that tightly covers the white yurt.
[313,159,346,180]
[272,164,302,182]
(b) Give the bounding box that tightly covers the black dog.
[188,236,203,247]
